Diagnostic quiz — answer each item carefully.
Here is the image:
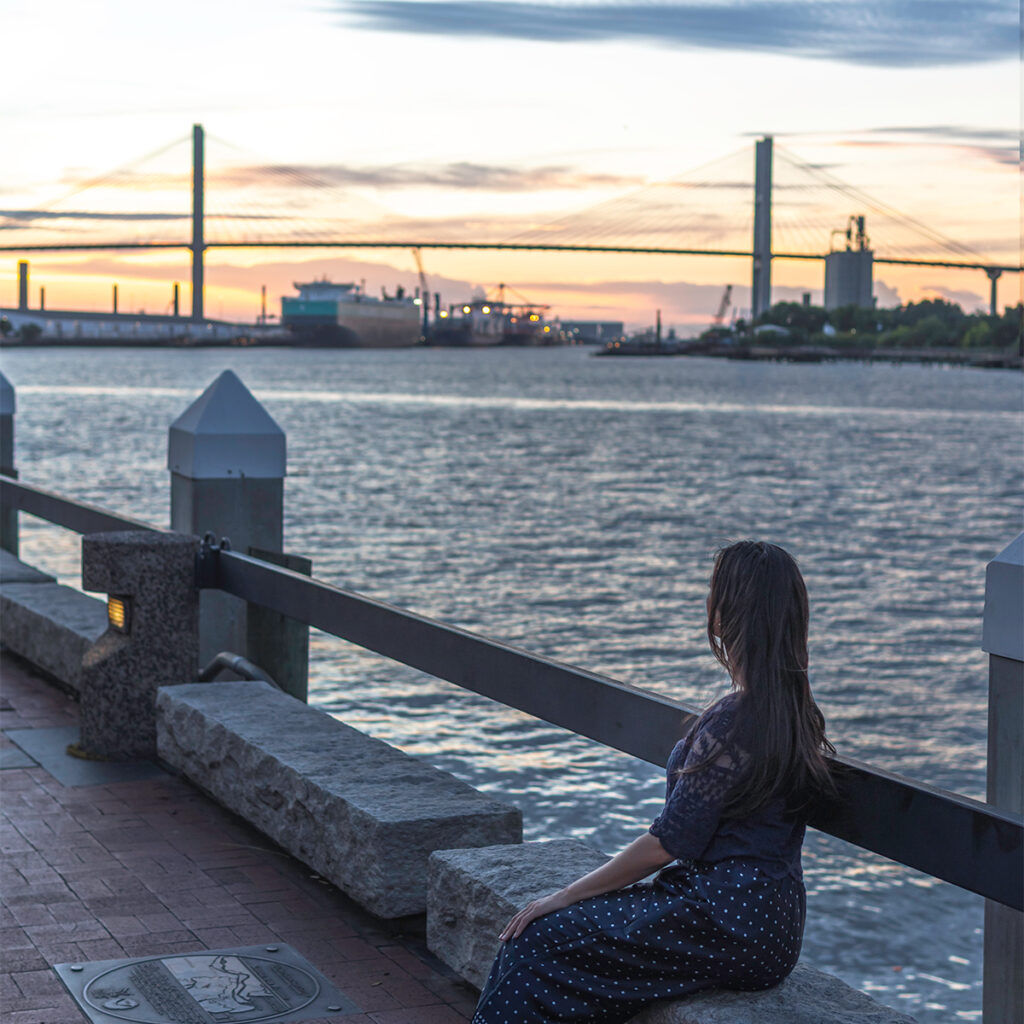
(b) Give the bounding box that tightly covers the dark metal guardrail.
[0,478,160,536]
[206,546,1022,912]
[2,475,1021,911]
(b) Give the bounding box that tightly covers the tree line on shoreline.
[710,298,1023,352]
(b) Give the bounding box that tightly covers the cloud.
[920,282,986,309]
[869,125,1019,167]
[873,279,902,306]
[338,0,1016,68]
[52,162,645,195]
[867,124,1016,144]
[839,139,1015,166]
[217,162,644,192]
[0,210,275,224]
[25,252,473,293]
[823,124,1020,167]
[0,209,187,224]
[0,209,284,238]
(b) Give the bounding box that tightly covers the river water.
[4,345,1021,1021]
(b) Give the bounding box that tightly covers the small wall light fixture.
[107,595,131,633]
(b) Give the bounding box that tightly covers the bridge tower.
[751,136,773,319]
[985,268,1002,317]
[191,124,204,321]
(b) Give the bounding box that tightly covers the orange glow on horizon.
[1,248,1015,330]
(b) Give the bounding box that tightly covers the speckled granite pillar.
[79,530,199,760]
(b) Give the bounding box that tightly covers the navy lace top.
[648,692,806,880]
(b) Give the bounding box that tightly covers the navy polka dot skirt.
[472,857,804,1023]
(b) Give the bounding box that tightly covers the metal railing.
[2,477,161,537]
[3,474,1021,912]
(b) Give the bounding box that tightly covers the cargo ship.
[281,280,421,348]
[430,285,562,347]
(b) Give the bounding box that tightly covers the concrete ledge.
[428,839,610,990]
[156,681,523,918]
[629,967,919,1024]
[0,581,107,692]
[0,550,56,584]
[427,842,918,1024]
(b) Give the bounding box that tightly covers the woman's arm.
[499,833,674,941]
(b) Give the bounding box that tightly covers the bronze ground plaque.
[55,944,359,1023]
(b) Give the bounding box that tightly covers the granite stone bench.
[155,680,523,918]
[427,842,919,1024]
[0,551,107,692]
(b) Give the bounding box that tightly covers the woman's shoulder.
[672,691,740,755]
[699,691,741,731]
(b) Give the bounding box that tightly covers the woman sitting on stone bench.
[473,540,837,1024]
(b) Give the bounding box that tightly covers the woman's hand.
[499,890,572,942]
[497,833,674,943]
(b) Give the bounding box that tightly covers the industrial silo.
[824,216,874,310]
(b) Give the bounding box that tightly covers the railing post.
[0,371,18,555]
[982,532,1024,1023]
[79,530,199,760]
[246,546,312,702]
[168,370,307,691]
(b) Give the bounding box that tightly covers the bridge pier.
[191,123,204,321]
[751,136,772,319]
[985,268,1001,317]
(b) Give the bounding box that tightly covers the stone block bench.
[427,841,919,1024]
[156,680,522,918]
[0,551,107,692]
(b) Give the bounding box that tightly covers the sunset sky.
[2,0,1018,331]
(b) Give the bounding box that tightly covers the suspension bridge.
[2,125,1018,323]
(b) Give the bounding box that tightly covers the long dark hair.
[697,540,836,817]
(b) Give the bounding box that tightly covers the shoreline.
[597,342,1022,370]
[2,338,1021,370]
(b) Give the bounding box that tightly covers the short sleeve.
[648,708,746,861]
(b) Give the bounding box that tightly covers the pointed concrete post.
[981,532,1023,1024]
[0,372,17,556]
[168,370,287,668]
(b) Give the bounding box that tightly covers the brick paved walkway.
[0,652,477,1024]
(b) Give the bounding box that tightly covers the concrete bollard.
[79,530,199,760]
[981,532,1023,1024]
[168,370,308,693]
[0,371,17,556]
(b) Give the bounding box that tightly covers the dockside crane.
[713,284,732,326]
